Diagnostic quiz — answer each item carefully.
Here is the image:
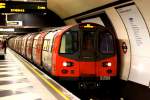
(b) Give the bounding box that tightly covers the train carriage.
[9,37,15,50]
[13,37,18,51]
[26,33,36,61]
[20,35,26,55]
[51,23,117,78]
[18,36,23,54]
[8,23,117,82]
[8,38,14,50]
[32,34,40,65]
[21,34,31,57]
[15,36,22,53]
[32,32,47,67]
[42,30,60,72]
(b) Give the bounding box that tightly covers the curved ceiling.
[47,0,118,19]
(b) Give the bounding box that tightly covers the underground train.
[8,23,117,81]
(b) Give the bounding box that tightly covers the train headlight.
[107,62,112,67]
[62,61,73,67]
[102,62,112,67]
[63,62,68,67]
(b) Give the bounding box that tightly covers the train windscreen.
[82,31,95,51]
[80,30,96,60]
[99,32,114,54]
[59,23,115,61]
[60,31,78,54]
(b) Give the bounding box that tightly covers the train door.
[32,34,40,64]
[79,26,116,77]
[36,32,47,66]
[79,29,98,76]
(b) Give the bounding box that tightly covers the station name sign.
[0,2,47,13]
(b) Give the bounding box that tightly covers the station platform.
[0,48,79,100]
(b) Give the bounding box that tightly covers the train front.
[52,23,117,81]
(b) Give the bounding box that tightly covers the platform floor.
[0,49,79,100]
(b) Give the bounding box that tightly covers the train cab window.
[99,32,114,54]
[82,31,95,50]
[60,31,78,54]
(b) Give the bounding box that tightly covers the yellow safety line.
[10,49,70,100]
[25,64,70,100]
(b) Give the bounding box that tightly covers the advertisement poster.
[117,4,150,86]
[117,5,150,56]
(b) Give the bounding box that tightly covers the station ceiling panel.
[47,0,118,19]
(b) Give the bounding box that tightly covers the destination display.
[0,2,47,13]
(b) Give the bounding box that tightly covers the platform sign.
[7,21,22,26]
[0,2,47,13]
[0,28,14,32]
[0,3,6,9]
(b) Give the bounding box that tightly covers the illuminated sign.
[10,9,25,12]
[0,28,14,32]
[37,6,46,10]
[84,24,94,28]
[0,2,47,13]
[0,3,6,9]
[7,21,22,26]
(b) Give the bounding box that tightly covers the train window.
[45,40,48,51]
[47,40,51,52]
[60,31,78,54]
[29,39,32,47]
[46,40,50,51]
[43,39,51,52]
[43,39,47,51]
[29,39,32,48]
[82,31,95,50]
[38,37,43,48]
[99,32,114,54]
[50,39,53,52]
[50,32,57,52]
[33,39,37,48]
[27,40,29,47]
